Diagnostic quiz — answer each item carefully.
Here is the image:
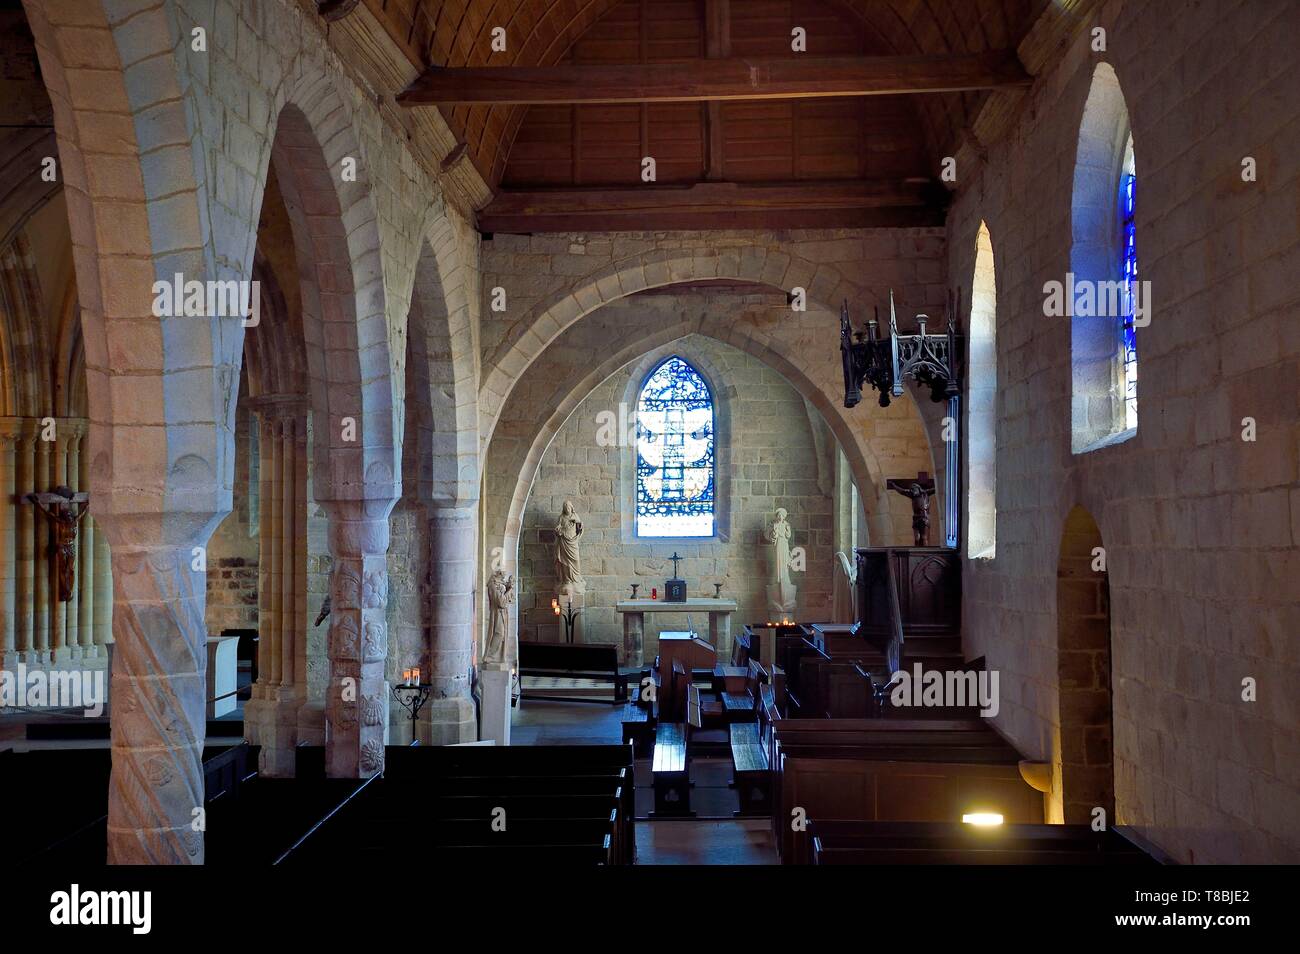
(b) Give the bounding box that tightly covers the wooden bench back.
[686,684,704,731]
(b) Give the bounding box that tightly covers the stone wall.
[204,399,259,634]
[518,334,837,655]
[946,0,1300,862]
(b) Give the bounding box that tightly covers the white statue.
[484,568,515,665]
[765,508,793,587]
[554,500,584,590]
[833,550,857,624]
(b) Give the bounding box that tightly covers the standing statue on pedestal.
[766,508,793,586]
[764,508,797,619]
[554,500,585,590]
[484,569,516,665]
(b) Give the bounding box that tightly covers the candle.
[652,588,657,600]
[412,667,420,685]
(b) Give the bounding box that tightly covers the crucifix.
[669,552,683,578]
[25,486,90,602]
[886,471,937,547]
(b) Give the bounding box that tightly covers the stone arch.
[1054,504,1115,825]
[966,220,997,559]
[0,233,50,417]
[22,0,236,517]
[406,210,479,506]
[1069,61,1137,453]
[488,299,935,589]
[264,94,397,505]
[479,246,861,446]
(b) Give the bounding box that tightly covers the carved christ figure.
[484,569,516,665]
[765,508,793,587]
[27,487,90,602]
[887,473,938,547]
[554,500,584,589]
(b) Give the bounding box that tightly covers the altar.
[615,598,738,666]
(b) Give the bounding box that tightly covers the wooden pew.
[728,684,779,816]
[379,743,634,862]
[765,718,1042,863]
[518,640,627,703]
[807,820,1156,865]
[282,744,633,865]
[721,659,768,723]
[651,722,691,817]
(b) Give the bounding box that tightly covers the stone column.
[92,524,113,649]
[321,498,395,778]
[77,422,96,661]
[61,428,81,663]
[101,515,213,864]
[420,504,478,745]
[33,433,50,662]
[0,430,16,669]
[15,429,35,663]
[245,400,309,776]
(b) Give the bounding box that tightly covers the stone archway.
[478,246,861,447]
[261,89,398,778]
[1055,504,1115,825]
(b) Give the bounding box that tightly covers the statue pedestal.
[766,582,798,620]
[479,665,512,746]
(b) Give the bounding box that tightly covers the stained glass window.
[636,356,715,537]
[1120,145,1138,431]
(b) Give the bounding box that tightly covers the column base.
[245,696,304,778]
[392,695,477,746]
[296,700,326,747]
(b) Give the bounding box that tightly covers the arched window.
[636,355,715,537]
[1119,138,1138,431]
[967,221,997,559]
[1069,62,1138,453]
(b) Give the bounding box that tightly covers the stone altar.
[615,597,738,666]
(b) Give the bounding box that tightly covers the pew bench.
[651,722,692,817]
[807,820,1156,866]
[518,641,628,703]
[721,659,768,723]
[621,700,654,757]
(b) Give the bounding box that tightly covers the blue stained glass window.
[636,356,715,537]
[1120,168,1138,430]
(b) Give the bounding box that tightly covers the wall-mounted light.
[961,812,1004,827]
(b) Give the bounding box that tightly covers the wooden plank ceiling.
[359,0,1044,231]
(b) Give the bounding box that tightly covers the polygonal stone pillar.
[321,500,395,778]
[99,515,216,865]
[419,504,477,744]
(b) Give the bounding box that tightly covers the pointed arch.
[264,95,397,504]
[966,220,997,559]
[1070,61,1138,453]
[405,208,480,506]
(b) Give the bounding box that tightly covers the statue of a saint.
[765,508,793,587]
[554,500,584,589]
[484,569,515,665]
[27,486,90,602]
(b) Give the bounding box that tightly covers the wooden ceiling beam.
[398,51,1030,106]
[477,179,948,233]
